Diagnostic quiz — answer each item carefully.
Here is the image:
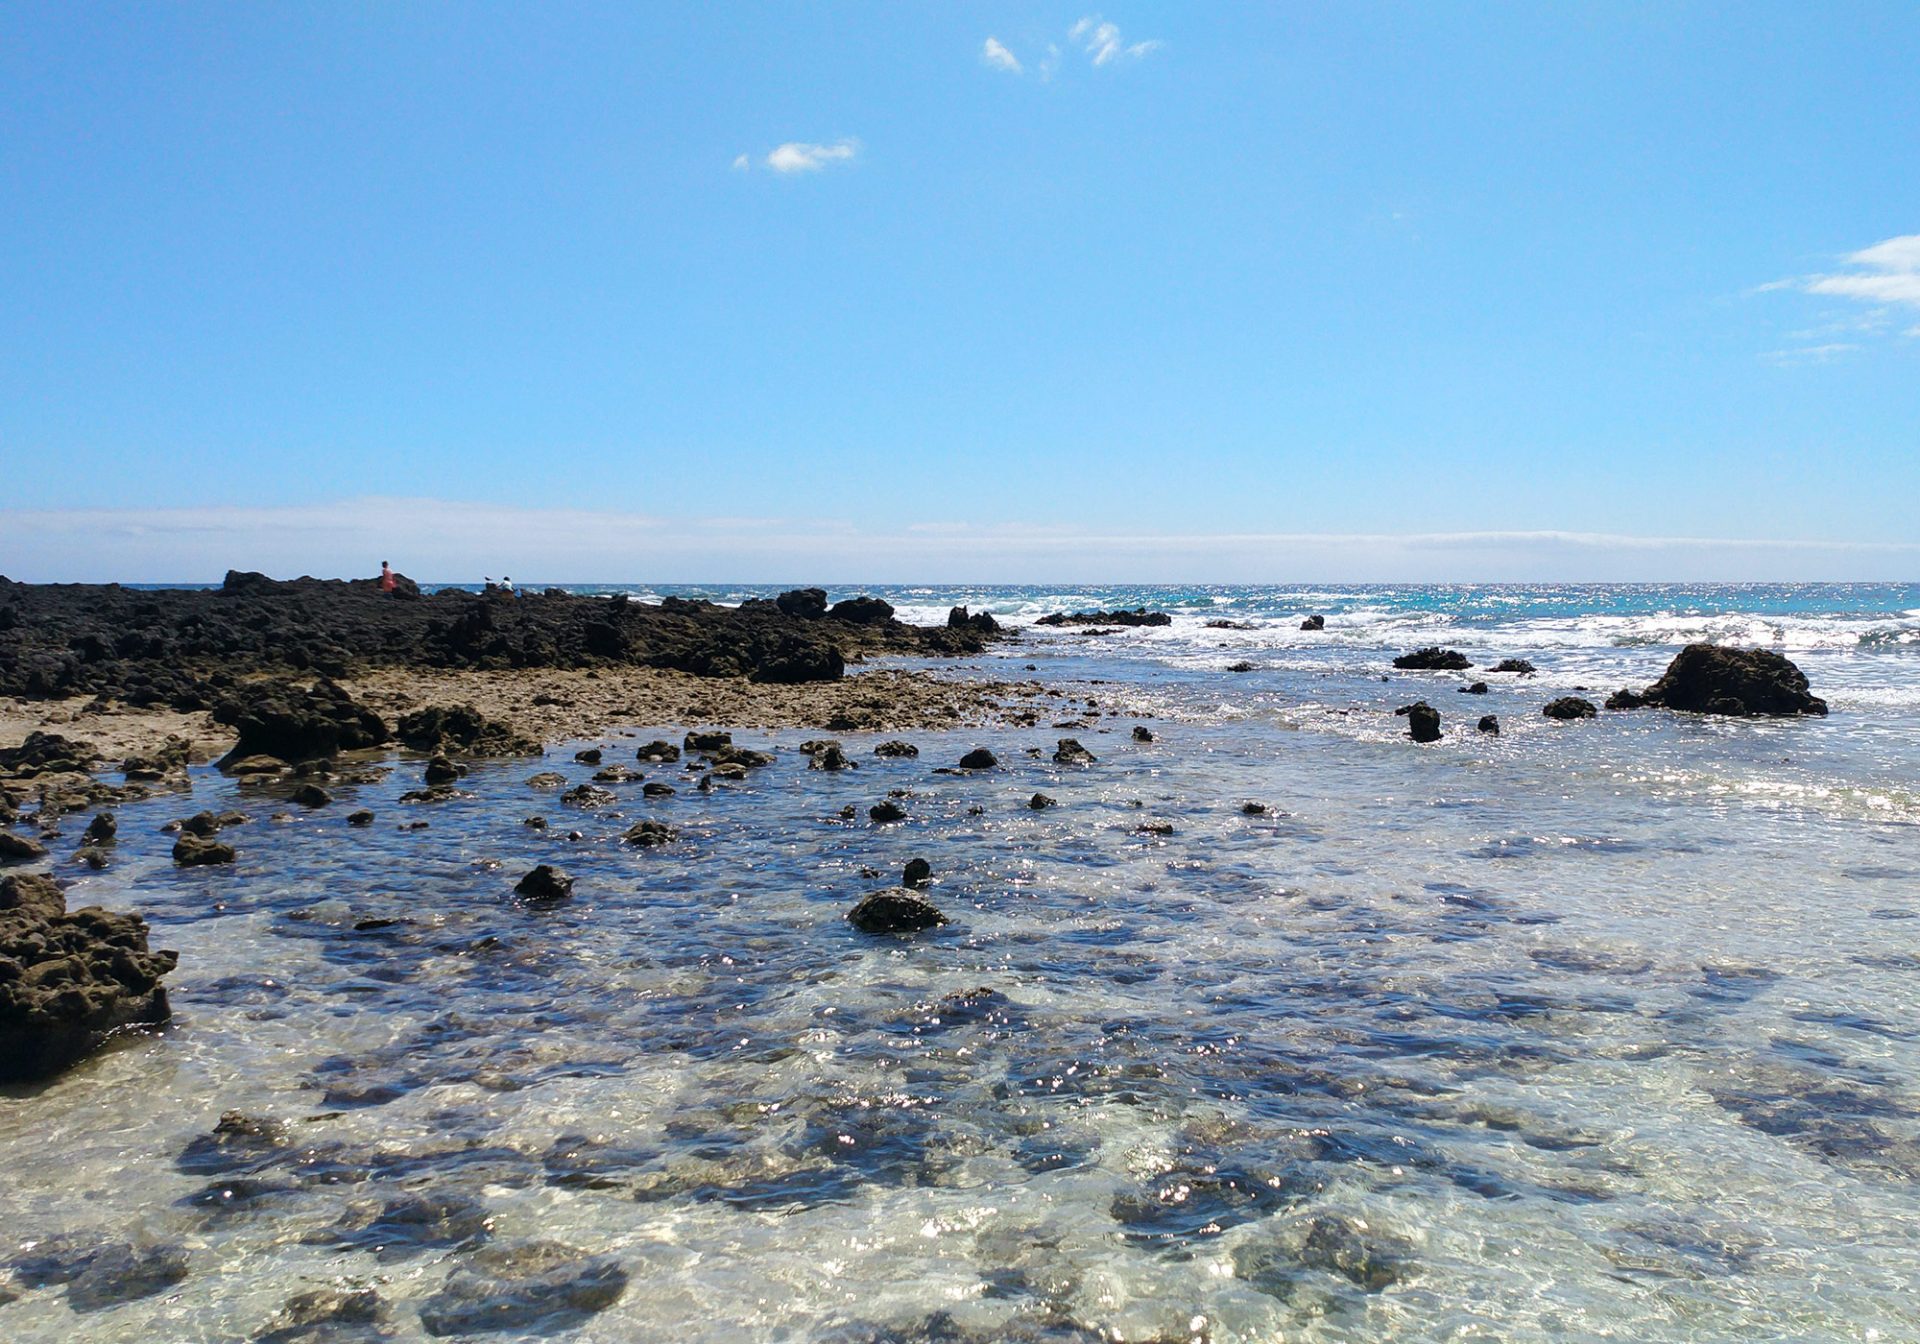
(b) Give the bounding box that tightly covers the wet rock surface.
[1543,696,1599,720]
[848,887,947,933]
[1395,702,1442,742]
[1392,647,1473,671]
[1612,644,1829,717]
[0,874,177,1081]
[1036,608,1171,627]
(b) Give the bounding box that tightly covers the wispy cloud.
[760,139,860,174]
[1801,235,1920,307]
[4,500,1912,584]
[981,36,1021,73]
[1068,15,1161,66]
[730,153,750,172]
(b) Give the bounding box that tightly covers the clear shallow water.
[5,584,1920,1342]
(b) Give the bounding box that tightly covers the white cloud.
[764,139,859,174]
[730,153,750,171]
[3,499,1913,584]
[1069,15,1160,66]
[982,36,1021,73]
[1796,234,1920,308]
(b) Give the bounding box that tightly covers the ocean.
[5,582,1919,1342]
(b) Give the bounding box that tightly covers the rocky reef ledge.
[0,872,177,1082]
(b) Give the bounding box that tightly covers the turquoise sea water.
[5,583,1919,1342]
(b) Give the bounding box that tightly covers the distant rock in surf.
[1393,647,1472,671]
[1609,644,1828,717]
[1542,697,1598,720]
[1395,702,1442,742]
[1036,608,1172,627]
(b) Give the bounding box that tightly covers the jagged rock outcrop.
[0,873,177,1081]
[1609,645,1828,717]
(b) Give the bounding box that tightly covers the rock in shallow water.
[1053,738,1097,765]
[958,748,998,770]
[1613,644,1828,717]
[1542,696,1598,720]
[513,865,573,903]
[1395,702,1442,742]
[417,1241,627,1336]
[1393,646,1472,671]
[847,888,946,934]
[172,833,236,866]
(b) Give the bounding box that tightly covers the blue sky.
[3,2,1917,581]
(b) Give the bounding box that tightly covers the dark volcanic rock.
[256,1287,389,1343]
[83,812,117,845]
[1604,688,1645,710]
[775,587,828,619]
[1299,614,1326,631]
[1619,644,1828,717]
[1053,738,1097,766]
[1478,715,1500,735]
[1131,725,1153,742]
[1491,658,1537,675]
[1542,697,1598,720]
[947,605,1000,634]
[1395,702,1442,742]
[1460,682,1489,695]
[0,875,177,1081]
[958,748,998,770]
[213,679,388,765]
[635,740,680,763]
[828,596,895,626]
[0,573,1000,714]
[514,866,574,903]
[1028,792,1057,810]
[902,858,932,889]
[807,742,852,771]
[397,705,540,756]
[1227,661,1256,673]
[0,829,49,863]
[1036,608,1171,627]
[622,820,678,847]
[869,801,907,824]
[683,731,731,753]
[348,809,375,826]
[873,740,919,758]
[1392,647,1472,671]
[847,888,946,934]
[291,783,333,808]
[173,834,236,866]
[417,1241,627,1336]
[0,731,97,777]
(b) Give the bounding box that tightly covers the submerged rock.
[1616,644,1828,717]
[847,888,946,934]
[1542,696,1598,720]
[0,875,177,1081]
[417,1241,627,1336]
[525,771,567,789]
[513,865,574,903]
[1393,647,1472,671]
[256,1287,389,1344]
[62,1242,190,1312]
[1395,702,1442,742]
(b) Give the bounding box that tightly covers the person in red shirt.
[379,560,397,593]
